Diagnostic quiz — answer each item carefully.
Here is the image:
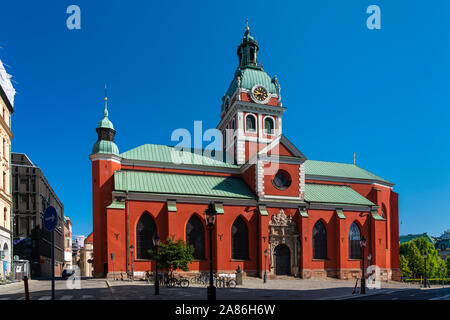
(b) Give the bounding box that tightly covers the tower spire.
[104,84,109,118]
[246,18,249,31]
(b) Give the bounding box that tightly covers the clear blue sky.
[1,0,449,238]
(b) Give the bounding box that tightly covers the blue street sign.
[43,206,58,232]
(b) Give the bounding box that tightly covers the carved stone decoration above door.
[268,209,300,277]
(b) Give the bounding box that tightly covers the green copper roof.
[399,233,435,245]
[304,183,375,206]
[107,201,125,209]
[226,68,278,97]
[114,170,255,199]
[305,160,392,185]
[93,140,119,155]
[120,144,239,168]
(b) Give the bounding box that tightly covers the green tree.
[150,238,194,277]
[400,236,447,279]
[399,254,412,278]
[400,241,423,278]
[447,258,450,277]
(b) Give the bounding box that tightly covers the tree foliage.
[399,255,412,278]
[399,237,447,279]
[447,258,450,277]
[149,238,194,276]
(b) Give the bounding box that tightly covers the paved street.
[352,287,450,300]
[1,277,447,300]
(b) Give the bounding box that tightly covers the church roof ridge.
[305,159,393,185]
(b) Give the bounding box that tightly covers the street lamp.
[152,234,161,295]
[264,249,268,283]
[129,245,134,281]
[360,236,367,294]
[423,253,429,288]
[204,202,217,301]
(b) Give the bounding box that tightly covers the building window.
[349,222,361,259]
[186,215,205,260]
[136,212,157,260]
[272,170,292,190]
[312,220,327,259]
[231,217,249,260]
[245,114,256,132]
[264,117,274,135]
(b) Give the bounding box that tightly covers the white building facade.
[0,59,15,280]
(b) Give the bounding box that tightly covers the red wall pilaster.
[335,214,346,277]
[258,213,269,277]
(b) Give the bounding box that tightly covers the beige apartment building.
[0,59,15,280]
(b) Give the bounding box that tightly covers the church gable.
[263,135,307,160]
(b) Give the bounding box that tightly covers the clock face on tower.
[251,85,269,103]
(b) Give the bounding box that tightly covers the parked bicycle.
[162,274,189,288]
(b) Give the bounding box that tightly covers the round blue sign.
[43,206,58,232]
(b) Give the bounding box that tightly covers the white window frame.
[263,116,276,135]
[245,113,257,133]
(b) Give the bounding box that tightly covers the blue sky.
[1,0,449,238]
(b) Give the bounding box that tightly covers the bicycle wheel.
[227,279,236,288]
[166,279,174,288]
[180,279,189,288]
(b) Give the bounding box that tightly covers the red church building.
[90,25,400,281]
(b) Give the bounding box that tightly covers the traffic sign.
[43,206,58,232]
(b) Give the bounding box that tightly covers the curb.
[336,288,413,300]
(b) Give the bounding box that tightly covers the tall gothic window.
[136,213,157,260]
[349,222,361,259]
[264,117,274,134]
[312,220,327,259]
[231,217,249,260]
[245,114,256,132]
[186,215,205,260]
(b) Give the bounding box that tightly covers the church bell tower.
[217,21,286,165]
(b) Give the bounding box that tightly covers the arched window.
[136,213,157,260]
[264,117,274,135]
[245,114,256,132]
[186,215,205,260]
[313,221,327,259]
[349,222,361,259]
[231,217,249,260]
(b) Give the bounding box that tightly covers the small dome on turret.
[97,97,115,130]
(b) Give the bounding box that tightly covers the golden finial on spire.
[246,18,249,31]
[104,84,108,101]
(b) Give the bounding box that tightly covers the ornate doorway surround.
[268,209,300,277]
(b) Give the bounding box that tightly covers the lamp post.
[129,245,134,281]
[360,236,367,294]
[264,249,268,283]
[204,202,217,301]
[152,234,160,295]
[423,253,428,288]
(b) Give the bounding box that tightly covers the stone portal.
[268,209,300,277]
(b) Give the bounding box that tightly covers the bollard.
[23,276,30,300]
[235,266,243,285]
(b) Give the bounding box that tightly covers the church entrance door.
[274,244,291,275]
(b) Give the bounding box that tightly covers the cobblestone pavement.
[0,277,424,300]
